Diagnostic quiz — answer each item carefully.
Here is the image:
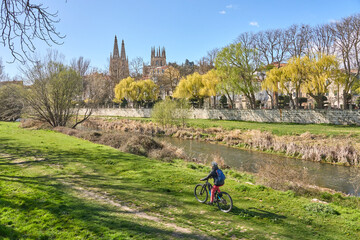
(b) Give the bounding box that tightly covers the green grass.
[1,122,360,239]
[104,116,360,137]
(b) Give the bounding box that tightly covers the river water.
[157,137,360,196]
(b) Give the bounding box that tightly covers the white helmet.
[211,161,218,167]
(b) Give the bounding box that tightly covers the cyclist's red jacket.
[200,165,224,186]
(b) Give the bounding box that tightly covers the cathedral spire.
[162,47,166,58]
[113,35,119,58]
[121,39,126,60]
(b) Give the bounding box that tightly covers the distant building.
[143,46,168,81]
[109,36,130,80]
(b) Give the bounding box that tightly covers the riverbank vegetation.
[1,121,360,239]
[83,117,360,166]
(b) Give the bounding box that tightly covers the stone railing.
[79,108,360,125]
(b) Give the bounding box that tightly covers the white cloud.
[219,10,226,14]
[249,21,259,27]
[226,4,233,8]
[329,19,339,24]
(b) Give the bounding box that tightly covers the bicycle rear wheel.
[216,192,233,213]
[194,184,208,203]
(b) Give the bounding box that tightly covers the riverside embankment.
[82,117,360,167]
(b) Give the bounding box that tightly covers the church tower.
[109,36,130,80]
[151,46,166,67]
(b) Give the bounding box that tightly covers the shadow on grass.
[0,191,205,239]
[0,130,348,239]
[230,205,286,220]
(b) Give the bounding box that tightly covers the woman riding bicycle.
[200,161,225,205]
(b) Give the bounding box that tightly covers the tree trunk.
[295,90,299,110]
[343,90,348,110]
[226,92,233,109]
[266,90,274,109]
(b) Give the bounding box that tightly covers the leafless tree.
[0,58,5,80]
[83,70,115,106]
[310,24,335,56]
[235,32,257,49]
[286,24,312,58]
[254,29,290,66]
[130,56,143,79]
[70,57,91,77]
[1,0,64,63]
[206,48,219,68]
[197,48,219,74]
[158,66,180,95]
[332,14,360,109]
[253,29,291,109]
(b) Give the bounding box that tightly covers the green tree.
[0,83,25,121]
[151,98,178,127]
[24,57,92,128]
[215,42,261,109]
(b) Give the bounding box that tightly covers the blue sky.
[1,0,360,78]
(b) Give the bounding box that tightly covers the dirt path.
[62,180,216,240]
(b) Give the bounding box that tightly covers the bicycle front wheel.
[194,184,208,203]
[216,192,233,213]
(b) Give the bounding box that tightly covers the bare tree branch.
[0,0,65,64]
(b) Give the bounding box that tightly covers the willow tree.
[303,54,340,109]
[215,42,261,109]
[262,66,294,108]
[113,77,158,107]
[283,56,311,109]
[173,72,204,107]
[137,79,159,105]
[113,76,135,104]
[200,69,220,107]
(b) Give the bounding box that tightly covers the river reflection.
[157,137,360,196]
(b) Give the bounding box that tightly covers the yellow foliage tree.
[200,69,220,107]
[114,77,159,107]
[283,56,311,109]
[303,54,340,109]
[140,79,159,102]
[200,69,219,97]
[173,72,204,99]
[113,77,134,103]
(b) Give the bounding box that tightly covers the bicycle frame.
[203,180,221,202]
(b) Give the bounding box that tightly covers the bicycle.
[194,179,233,213]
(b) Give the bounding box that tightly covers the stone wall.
[81,108,360,125]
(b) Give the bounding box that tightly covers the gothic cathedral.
[109,36,130,80]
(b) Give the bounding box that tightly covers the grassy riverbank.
[1,122,360,239]
[103,116,360,138]
[85,117,360,166]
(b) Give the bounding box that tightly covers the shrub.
[320,192,333,201]
[304,203,339,215]
[235,184,251,192]
[151,99,178,127]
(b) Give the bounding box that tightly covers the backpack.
[216,169,226,184]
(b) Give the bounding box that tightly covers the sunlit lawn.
[1,122,360,239]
